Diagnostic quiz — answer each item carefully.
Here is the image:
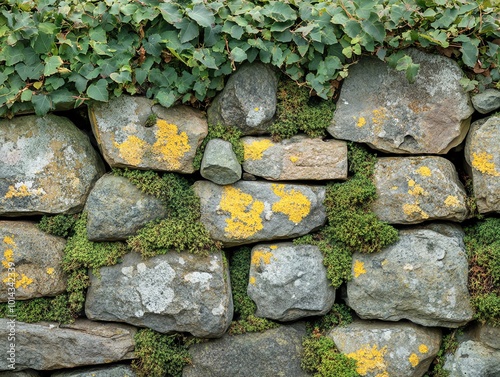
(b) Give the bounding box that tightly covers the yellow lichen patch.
[113,135,147,166]
[254,107,259,111]
[408,353,419,367]
[219,186,265,239]
[46,267,55,275]
[271,184,311,224]
[251,249,274,267]
[353,260,367,278]
[356,117,366,127]
[391,186,398,190]
[416,166,432,177]
[249,276,256,285]
[371,108,389,125]
[381,259,388,266]
[3,273,34,289]
[419,344,429,354]
[471,152,500,176]
[444,195,460,207]
[152,119,191,169]
[347,345,388,377]
[243,139,274,161]
[407,180,427,196]
[3,236,15,246]
[289,155,299,163]
[408,179,416,187]
[270,245,278,250]
[402,203,429,219]
[4,184,44,199]
[2,249,14,269]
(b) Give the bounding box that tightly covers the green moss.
[306,304,353,335]
[38,214,79,238]
[193,123,244,170]
[145,113,157,128]
[270,78,335,141]
[0,294,73,324]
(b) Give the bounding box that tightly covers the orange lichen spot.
[353,260,366,278]
[289,155,299,163]
[2,249,14,269]
[251,249,274,267]
[419,344,429,354]
[444,195,460,207]
[269,245,278,250]
[402,203,429,219]
[249,276,256,285]
[371,108,389,125]
[471,152,500,176]
[113,135,147,166]
[409,353,419,367]
[356,117,366,127]
[152,119,191,169]
[4,184,44,199]
[3,236,15,246]
[46,267,55,275]
[416,166,432,177]
[347,345,388,377]
[243,139,274,161]
[220,186,265,239]
[271,184,311,224]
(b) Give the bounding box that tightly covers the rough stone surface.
[0,371,39,376]
[328,320,441,377]
[85,174,167,241]
[0,319,135,371]
[242,135,347,180]
[465,116,500,213]
[248,242,335,321]
[183,323,309,377]
[444,341,500,377]
[0,221,66,301]
[347,223,474,328]
[89,96,207,173]
[472,88,500,114]
[468,322,500,350]
[193,180,326,247]
[200,139,242,185]
[51,365,136,377]
[328,48,473,154]
[371,156,468,224]
[207,63,278,135]
[0,115,105,216]
[85,251,232,338]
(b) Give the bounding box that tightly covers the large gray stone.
[328,49,473,154]
[50,365,136,377]
[0,221,66,301]
[89,96,207,173]
[468,322,500,350]
[472,89,500,114]
[347,223,474,328]
[371,156,468,224]
[200,139,242,185]
[0,319,135,371]
[444,340,500,377]
[328,320,441,377]
[193,180,326,247]
[85,174,167,241]
[183,324,309,377]
[242,135,347,180]
[207,63,278,135]
[248,242,335,321]
[85,251,232,338]
[465,115,500,213]
[0,115,105,216]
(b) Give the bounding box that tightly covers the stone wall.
[1,49,500,377]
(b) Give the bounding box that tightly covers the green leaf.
[69,73,88,93]
[44,56,64,76]
[156,90,176,108]
[261,2,297,22]
[179,21,200,43]
[32,94,53,116]
[186,4,215,28]
[230,47,247,62]
[158,3,182,24]
[110,71,132,84]
[20,90,32,102]
[344,20,362,38]
[37,22,58,35]
[33,32,55,54]
[361,17,386,43]
[4,44,25,66]
[45,76,65,90]
[460,39,479,68]
[15,62,43,81]
[405,63,420,83]
[86,79,109,102]
[193,49,218,69]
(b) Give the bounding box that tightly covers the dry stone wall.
[1,48,500,377]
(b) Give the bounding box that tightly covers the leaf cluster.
[1,0,498,117]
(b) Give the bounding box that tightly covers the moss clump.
[193,123,244,170]
[0,294,73,324]
[38,214,79,238]
[425,329,461,377]
[270,78,335,141]
[228,247,280,335]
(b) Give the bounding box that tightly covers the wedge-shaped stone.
[347,223,474,328]
[242,135,347,180]
[193,180,326,247]
[85,251,232,338]
[371,156,468,224]
[0,115,105,216]
[89,96,207,173]
[200,139,241,185]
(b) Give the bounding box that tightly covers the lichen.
[409,353,419,367]
[371,108,388,125]
[289,155,299,163]
[471,152,500,176]
[249,276,256,285]
[347,345,388,377]
[271,184,311,224]
[402,203,429,219]
[419,344,429,354]
[407,179,427,196]
[46,267,55,275]
[151,119,191,169]
[356,117,366,127]
[113,135,147,166]
[444,195,460,207]
[251,249,274,266]
[4,183,44,199]
[243,139,274,161]
[416,166,432,177]
[353,260,366,278]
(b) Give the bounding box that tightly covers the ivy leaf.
[156,90,176,108]
[15,62,43,80]
[361,17,386,43]
[33,32,55,54]
[4,44,25,66]
[158,3,182,24]
[460,39,479,68]
[179,21,200,43]
[87,79,109,102]
[230,47,247,62]
[44,56,64,76]
[261,2,297,22]
[186,4,215,28]
[20,89,33,102]
[32,94,53,116]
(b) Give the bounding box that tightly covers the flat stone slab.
[371,156,468,224]
[89,96,207,173]
[248,242,335,321]
[328,48,473,154]
[242,135,347,180]
[0,115,105,216]
[193,180,326,247]
[0,221,66,301]
[85,251,232,338]
[51,365,136,377]
[346,223,474,328]
[328,320,441,377]
[444,340,500,377]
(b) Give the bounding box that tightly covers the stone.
[207,63,278,135]
[193,180,326,247]
[444,340,500,377]
[0,319,135,371]
[183,323,309,377]
[247,242,335,321]
[464,115,500,213]
[85,251,232,338]
[50,365,136,377]
[0,115,105,216]
[328,48,473,154]
[200,139,242,185]
[328,320,441,377]
[85,174,167,241]
[371,156,468,224]
[346,223,474,328]
[468,322,500,350]
[471,88,500,114]
[89,96,207,173]
[242,135,348,181]
[0,371,39,376]
[0,221,66,301]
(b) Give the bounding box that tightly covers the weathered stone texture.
[444,341,500,377]
[472,88,500,114]
[200,139,242,185]
[51,365,136,377]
